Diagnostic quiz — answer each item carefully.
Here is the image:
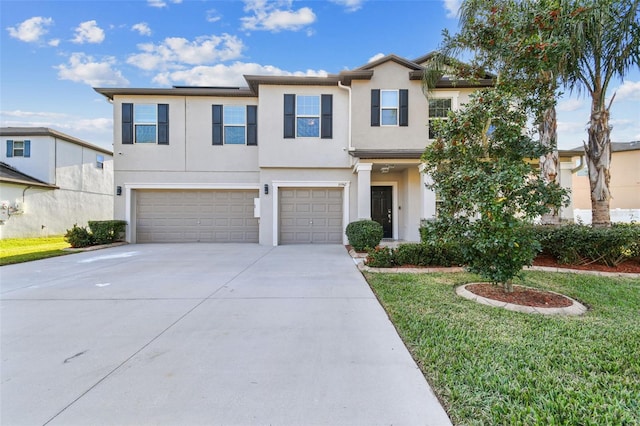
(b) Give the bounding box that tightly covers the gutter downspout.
[337,81,354,166]
[571,154,586,174]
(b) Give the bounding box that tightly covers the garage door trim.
[272,180,350,246]
[123,183,260,243]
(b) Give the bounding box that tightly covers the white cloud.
[127,34,244,71]
[206,9,222,23]
[147,0,182,8]
[442,0,461,18]
[368,53,385,63]
[48,39,60,47]
[557,98,585,112]
[132,22,152,36]
[56,53,129,86]
[152,61,328,87]
[72,20,105,44]
[330,0,364,12]
[7,16,54,43]
[614,80,640,101]
[241,0,316,32]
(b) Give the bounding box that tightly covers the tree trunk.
[503,280,514,293]
[539,105,561,225]
[585,93,612,227]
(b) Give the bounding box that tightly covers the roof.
[0,162,58,189]
[94,52,495,100]
[0,127,112,155]
[562,141,640,155]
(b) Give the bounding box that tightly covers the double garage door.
[279,188,343,244]
[136,189,258,243]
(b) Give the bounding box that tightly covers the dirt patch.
[532,255,640,274]
[465,283,574,308]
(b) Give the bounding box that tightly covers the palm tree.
[563,0,640,226]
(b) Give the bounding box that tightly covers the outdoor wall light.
[116,186,122,196]
[264,184,269,195]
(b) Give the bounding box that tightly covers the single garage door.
[136,189,259,243]
[279,188,343,244]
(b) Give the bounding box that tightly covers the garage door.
[279,188,343,244]
[136,189,258,243]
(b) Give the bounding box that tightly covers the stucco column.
[356,163,373,219]
[419,164,437,221]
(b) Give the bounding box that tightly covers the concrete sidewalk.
[1,244,451,426]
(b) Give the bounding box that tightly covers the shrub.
[64,224,94,248]
[365,246,395,268]
[88,220,127,245]
[535,223,640,266]
[345,220,384,252]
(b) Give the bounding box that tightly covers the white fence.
[573,209,640,224]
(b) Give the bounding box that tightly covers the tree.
[421,88,568,292]
[562,0,640,226]
[424,0,574,224]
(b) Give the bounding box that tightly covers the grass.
[0,236,71,266]
[365,271,640,425]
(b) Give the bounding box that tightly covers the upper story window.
[96,154,104,169]
[122,103,169,145]
[371,89,408,127]
[428,98,452,139]
[5,140,31,158]
[212,105,258,146]
[284,94,333,139]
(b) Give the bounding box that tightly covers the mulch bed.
[465,283,573,308]
[532,254,640,274]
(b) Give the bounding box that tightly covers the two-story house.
[95,53,493,245]
[0,127,114,239]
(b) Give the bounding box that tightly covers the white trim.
[272,180,351,246]
[371,181,399,239]
[124,183,260,243]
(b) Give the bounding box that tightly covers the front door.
[371,186,392,238]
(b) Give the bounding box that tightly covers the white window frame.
[428,92,459,140]
[96,154,104,169]
[223,105,247,145]
[134,104,158,144]
[12,141,25,157]
[296,95,320,138]
[380,90,399,126]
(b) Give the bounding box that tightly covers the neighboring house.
[561,142,640,223]
[95,53,493,245]
[0,127,114,239]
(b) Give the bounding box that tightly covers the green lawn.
[366,271,640,425]
[0,236,71,266]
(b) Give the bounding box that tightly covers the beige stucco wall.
[257,85,352,168]
[571,150,640,210]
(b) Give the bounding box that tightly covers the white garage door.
[136,189,259,243]
[279,188,343,244]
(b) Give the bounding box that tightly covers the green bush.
[534,223,640,266]
[88,220,127,245]
[345,220,384,251]
[64,224,94,248]
[365,246,395,268]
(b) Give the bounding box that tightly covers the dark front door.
[371,186,392,238]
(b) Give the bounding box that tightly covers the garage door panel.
[279,187,343,244]
[136,189,258,243]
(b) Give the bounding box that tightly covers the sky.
[1,0,639,152]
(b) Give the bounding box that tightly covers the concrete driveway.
[1,244,451,426]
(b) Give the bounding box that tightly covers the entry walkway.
[1,244,451,425]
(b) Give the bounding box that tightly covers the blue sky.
[1,0,639,151]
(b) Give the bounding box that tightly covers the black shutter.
[284,94,295,138]
[157,104,169,145]
[24,140,31,157]
[399,89,408,127]
[212,105,223,145]
[122,103,133,144]
[321,94,333,139]
[371,89,380,126]
[247,105,258,146]
[6,140,13,157]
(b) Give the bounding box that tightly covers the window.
[96,154,104,169]
[283,94,333,139]
[212,105,257,145]
[122,103,169,145]
[371,89,408,127]
[428,98,452,139]
[5,140,30,158]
